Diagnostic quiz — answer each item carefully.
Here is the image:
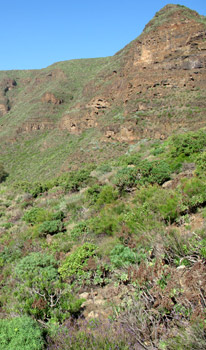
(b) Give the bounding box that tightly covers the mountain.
[0,4,206,182]
[1,5,206,350]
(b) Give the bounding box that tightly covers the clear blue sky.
[0,0,205,70]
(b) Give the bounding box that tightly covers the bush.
[58,168,93,192]
[96,163,112,174]
[195,151,206,175]
[135,185,182,223]
[0,316,44,350]
[88,211,119,236]
[14,252,80,321]
[95,185,118,208]
[47,319,130,350]
[37,219,64,236]
[0,163,8,183]
[113,167,137,192]
[110,244,138,267]
[58,243,97,280]
[70,221,89,240]
[114,160,171,193]
[85,184,102,205]
[15,252,58,287]
[170,129,206,158]
[22,207,50,224]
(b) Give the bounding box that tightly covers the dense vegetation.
[1,128,206,349]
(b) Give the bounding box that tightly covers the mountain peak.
[143,4,204,34]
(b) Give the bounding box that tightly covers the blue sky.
[0,0,205,70]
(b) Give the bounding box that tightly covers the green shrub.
[181,177,206,210]
[116,153,141,166]
[135,185,182,223]
[14,181,51,197]
[110,244,138,267]
[58,168,93,192]
[170,129,206,158]
[70,221,89,240]
[14,252,80,321]
[22,207,50,224]
[95,185,118,208]
[113,167,137,192]
[58,243,97,280]
[0,246,22,267]
[85,184,102,205]
[15,252,58,287]
[146,160,171,185]
[165,321,206,350]
[195,151,206,175]
[37,219,64,236]
[0,316,44,350]
[0,163,8,183]
[88,211,119,236]
[114,160,171,192]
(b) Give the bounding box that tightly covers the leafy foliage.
[114,160,171,192]
[23,207,50,224]
[58,243,97,280]
[110,244,138,267]
[0,316,44,350]
[170,130,206,158]
[37,219,64,236]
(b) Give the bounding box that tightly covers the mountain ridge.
[0,4,206,181]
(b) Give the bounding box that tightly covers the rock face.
[0,78,17,116]
[16,119,55,133]
[0,103,8,116]
[1,5,206,146]
[41,92,63,105]
[57,5,206,142]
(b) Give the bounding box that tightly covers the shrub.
[96,163,112,174]
[180,177,206,210]
[116,153,141,166]
[14,252,80,321]
[113,167,137,192]
[37,219,64,236]
[0,316,44,350]
[110,244,138,267]
[134,185,182,223]
[0,163,8,183]
[114,160,171,192]
[70,221,89,240]
[196,151,206,175]
[15,252,58,287]
[47,319,130,350]
[165,321,206,350]
[95,185,118,208]
[22,207,50,224]
[58,243,97,280]
[88,211,119,236]
[85,184,101,205]
[58,168,93,192]
[170,129,206,158]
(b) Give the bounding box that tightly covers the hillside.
[0,4,206,350]
[0,4,206,182]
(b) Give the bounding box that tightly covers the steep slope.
[0,4,206,181]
